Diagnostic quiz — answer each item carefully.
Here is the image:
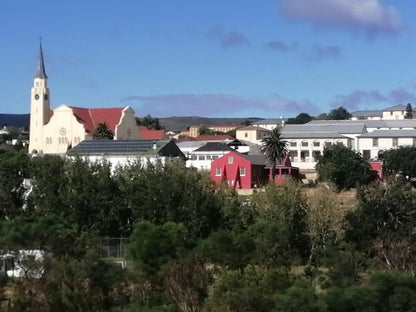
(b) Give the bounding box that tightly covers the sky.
[1,0,416,118]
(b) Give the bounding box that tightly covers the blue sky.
[1,0,415,118]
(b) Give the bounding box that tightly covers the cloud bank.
[331,87,416,110]
[120,94,318,117]
[280,0,401,37]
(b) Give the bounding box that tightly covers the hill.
[0,114,30,128]
[159,116,264,132]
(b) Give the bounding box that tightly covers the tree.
[316,144,373,190]
[93,122,114,140]
[286,113,313,124]
[136,114,164,130]
[405,103,413,119]
[327,106,351,120]
[198,126,215,136]
[379,146,416,185]
[261,127,288,167]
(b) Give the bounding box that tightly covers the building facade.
[29,43,139,154]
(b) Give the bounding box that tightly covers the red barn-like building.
[210,152,269,189]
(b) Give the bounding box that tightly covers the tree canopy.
[379,146,416,185]
[286,113,313,124]
[327,106,351,120]
[261,127,288,166]
[93,122,114,140]
[316,144,373,190]
[136,114,164,130]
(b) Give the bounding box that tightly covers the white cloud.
[280,0,401,36]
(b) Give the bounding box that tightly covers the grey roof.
[35,41,47,79]
[307,119,416,129]
[193,142,235,152]
[282,132,347,139]
[351,110,382,117]
[238,125,271,131]
[383,104,407,111]
[252,118,286,125]
[282,123,366,134]
[239,153,267,165]
[67,139,184,158]
[358,130,416,138]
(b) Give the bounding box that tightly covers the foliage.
[0,153,30,219]
[307,186,349,263]
[345,181,416,248]
[286,113,313,124]
[405,103,413,119]
[327,106,351,120]
[207,266,291,312]
[260,127,288,165]
[316,144,373,191]
[93,122,114,140]
[254,183,310,260]
[198,126,215,136]
[129,221,195,276]
[379,146,416,185]
[136,114,164,130]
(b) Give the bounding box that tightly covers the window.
[301,141,308,147]
[325,141,332,147]
[313,141,320,147]
[372,138,378,147]
[215,167,221,176]
[393,138,398,147]
[228,156,233,164]
[240,167,246,176]
[290,141,297,147]
[191,155,197,160]
[198,155,205,161]
[363,150,370,160]
[245,132,248,138]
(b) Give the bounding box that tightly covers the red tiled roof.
[69,106,124,133]
[138,126,165,140]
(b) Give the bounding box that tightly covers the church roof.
[138,126,166,140]
[35,41,48,79]
[69,107,124,133]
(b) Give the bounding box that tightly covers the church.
[29,43,140,154]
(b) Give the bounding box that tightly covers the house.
[382,104,412,120]
[252,118,286,130]
[350,104,415,121]
[67,139,185,169]
[265,155,300,186]
[182,125,239,138]
[236,126,271,143]
[211,151,269,189]
[187,142,235,170]
[357,130,416,160]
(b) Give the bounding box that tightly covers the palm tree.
[93,122,114,140]
[261,127,288,168]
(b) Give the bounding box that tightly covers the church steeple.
[35,39,47,79]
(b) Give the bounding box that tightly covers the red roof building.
[138,126,166,140]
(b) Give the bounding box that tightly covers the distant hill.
[0,114,30,128]
[159,116,264,132]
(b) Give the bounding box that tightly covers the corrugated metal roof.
[238,153,267,165]
[67,139,170,155]
[307,119,416,128]
[358,130,416,138]
[282,133,347,139]
[282,123,366,134]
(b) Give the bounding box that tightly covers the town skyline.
[1,0,415,118]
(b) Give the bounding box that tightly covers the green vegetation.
[1,150,416,311]
[316,144,373,191]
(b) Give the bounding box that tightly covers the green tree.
[261,127,288,168]
[405,103,413,119]
[254,183,310,259]
[345,181,416,248]
[316,144,373,191]
[136,114,164,130]
[129,221,195,276]
[379,146,416,185]
[93,122,114,140]
[286,113,314,124]
[198,126,215,136]
[327,106,351,120]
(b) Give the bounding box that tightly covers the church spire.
[35,38,48,79]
